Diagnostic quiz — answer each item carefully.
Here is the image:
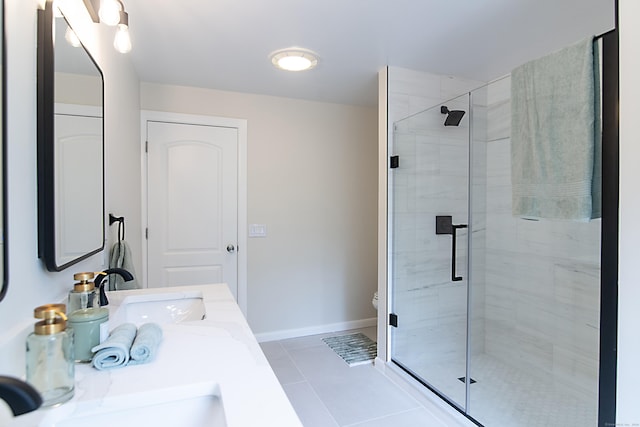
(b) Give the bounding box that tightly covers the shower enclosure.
[389,75,602,426]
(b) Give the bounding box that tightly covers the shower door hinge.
[389,313,398,327]
[390,156,399,169]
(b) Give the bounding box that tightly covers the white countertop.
[9,284,302,427]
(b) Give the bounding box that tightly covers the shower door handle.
[435,215,468,282]
[451,224,468,282]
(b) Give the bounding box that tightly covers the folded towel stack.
[91,323,163,370]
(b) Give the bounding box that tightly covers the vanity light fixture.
[52,1,63,18]
[54,1,80,47]
[98,0,122,26]
[270,48,318,72]
[82,0,132,53]
[112,9,131,53]
[64,27,82,47]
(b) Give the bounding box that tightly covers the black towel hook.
[108,214,125,242]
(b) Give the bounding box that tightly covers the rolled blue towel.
[129,323,162,365]
[91,323,137,370]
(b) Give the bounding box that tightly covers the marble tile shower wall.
[389,67,485,364]
[483,76,601,400]
[469,97,488,358]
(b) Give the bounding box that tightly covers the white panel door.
[55,113,103,267]
[146,121,238,299]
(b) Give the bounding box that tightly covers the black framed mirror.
[0,0,7,301]
[37,0,105,272]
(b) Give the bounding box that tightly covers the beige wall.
[0,0,140,375]
[141,83,378,337]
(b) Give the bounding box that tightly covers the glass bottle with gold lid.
[67,272,109,363]
[26,304,75,407]
[67,272,99,313]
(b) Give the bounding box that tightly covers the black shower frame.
[597,11,619,427]
[390,15,620,427]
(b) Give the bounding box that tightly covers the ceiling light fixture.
[270,48,318,72]
[82,0,132,53]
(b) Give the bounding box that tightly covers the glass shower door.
[390,93,471,410]
[389,76,602,427]
[466,76,602,427]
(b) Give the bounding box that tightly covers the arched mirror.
[37,0,105,271]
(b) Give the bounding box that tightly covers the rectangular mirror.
[37,0,105,271]
[0,0,7,301]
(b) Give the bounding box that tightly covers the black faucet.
[0,376,42,416]
[94,268,134,306]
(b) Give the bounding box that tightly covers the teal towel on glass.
[510,36,601,221]
[91,323,136,370]
[129,323,163,365]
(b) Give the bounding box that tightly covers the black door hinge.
[390,155,399,169]
[389,313,398,327]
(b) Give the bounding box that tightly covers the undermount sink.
[51,384,226,427]
[10,284,301,427]
[110,290,207,325]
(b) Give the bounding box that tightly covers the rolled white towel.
[129,323,163,365]
[91,323,137,370]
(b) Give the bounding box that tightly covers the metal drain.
[457,376,477,384]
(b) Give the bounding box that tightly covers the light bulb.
[277,56,312,72]
[64,27,81,47]
[53,1,63,18]
[114,25,132,53]
[99,0,121,26]
[270,49,318,72]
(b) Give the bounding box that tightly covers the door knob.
[226,244,235,253]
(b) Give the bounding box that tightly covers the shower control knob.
[226,244,236,253]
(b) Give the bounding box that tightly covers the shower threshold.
[390,354,597,427]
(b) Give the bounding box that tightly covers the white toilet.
[372,292,378,310]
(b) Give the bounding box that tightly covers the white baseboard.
[254,317,377,343]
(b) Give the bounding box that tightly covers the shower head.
[440,106,466,126]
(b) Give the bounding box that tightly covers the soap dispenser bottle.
[67,272,99,313]
[26,304,75,407]
[67,272,109,363]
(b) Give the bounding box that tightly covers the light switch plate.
[249,224,267,237]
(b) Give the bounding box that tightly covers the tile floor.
[394,352,597,427]
[260,327,464,427]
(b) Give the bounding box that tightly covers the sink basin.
[51,384,226,427]
[111,291,207,325]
